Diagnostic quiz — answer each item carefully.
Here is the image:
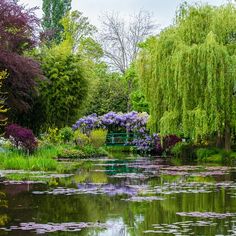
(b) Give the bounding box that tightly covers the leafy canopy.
[137,3,236,147]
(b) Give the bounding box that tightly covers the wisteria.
[72,112,182,153]
[72,111,156,151]
[72,113,101,132]
[72,111,149,134]
[132,133,159,152]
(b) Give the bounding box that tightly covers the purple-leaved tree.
[0,0,44,119]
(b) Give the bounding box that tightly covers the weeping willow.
[137,3,236,150]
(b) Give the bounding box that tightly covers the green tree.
[130,90,149,113]
[39,40,89,128]
[85,63,128,115]
[25,10,100,132]
[60,10,97,52]
[42,0,71,43]
[125,64,149,112]
[137,3,236,150]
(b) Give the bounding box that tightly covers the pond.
[0,157,235,235]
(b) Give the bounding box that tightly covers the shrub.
[90,129,108,148]
[203,154,223,163]
[154,134,181,155]
[80,145,108,157]
[170,142,197,160]
[59,127,73,143]
[74,130,90,147]
[162,135,182,151]
[58,149,86,159]
[5,124,37,153]
[171,142,188,157]
[195,148,218,160]
[81,145,97,156]
[194,147,236,163]
[40,127,60,146]
[0,137,12,149]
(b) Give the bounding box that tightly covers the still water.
[0,157,235,235]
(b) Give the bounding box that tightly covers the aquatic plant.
[2,222,108,234]
[176,212,236,219]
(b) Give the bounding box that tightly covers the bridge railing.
[106,132,137,146]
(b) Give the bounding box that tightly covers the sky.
[19,0,229,29]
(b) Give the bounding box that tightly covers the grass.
[0,146,60,171]
[0,145,96,172]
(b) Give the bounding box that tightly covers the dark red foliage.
[163,135,182,150]
[0,0,39,53]
[5,124,38,153]
[154,135,182,155]
[0,0,44,115]
[0,50,44,113]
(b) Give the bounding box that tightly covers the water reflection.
[0,158,235,235]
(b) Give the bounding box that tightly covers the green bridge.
[106,132,136,146]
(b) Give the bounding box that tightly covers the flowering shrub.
[5,124,38,153]
[73,130,90,146]
[132,133,159,152]
[133,134,181,155]
[0,137,12,149]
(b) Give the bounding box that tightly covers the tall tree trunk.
[224,125,231,151]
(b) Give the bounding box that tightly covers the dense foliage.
[86,68,128,115]
[39,40,89,128]
[137,3,236,150]
[0,0,43,120]
[1,0,235,163]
